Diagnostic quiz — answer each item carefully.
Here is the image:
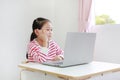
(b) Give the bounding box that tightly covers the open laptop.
[42,32,96,67]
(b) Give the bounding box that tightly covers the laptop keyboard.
[42,60,63,65]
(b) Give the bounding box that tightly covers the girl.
[27,17,64,63]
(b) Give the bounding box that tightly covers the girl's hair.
[30,17,50,41]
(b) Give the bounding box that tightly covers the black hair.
[30,17,50,41]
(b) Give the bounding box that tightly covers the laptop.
[42,32,96,67]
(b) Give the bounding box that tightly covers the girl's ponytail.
[30,32,37,41]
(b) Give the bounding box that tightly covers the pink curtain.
[79,0,95,32]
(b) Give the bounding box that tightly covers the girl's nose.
[49,31,53,34]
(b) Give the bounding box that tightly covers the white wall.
[53,0,79,48]
[0,0,53,80]
[0,1,28,79]
[0,0,79,80]
[94,24,120,64]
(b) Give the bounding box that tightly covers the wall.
[0,0,79,80]
[53,0,79,48]
[0,0,54,80]
[0,1,28,79]
[94,24,120,64]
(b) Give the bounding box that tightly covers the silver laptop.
[42,32,96,67]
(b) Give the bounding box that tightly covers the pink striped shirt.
[27,39,64,63]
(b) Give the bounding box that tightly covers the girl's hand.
[52,56,63,61]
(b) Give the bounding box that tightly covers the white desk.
[18,61,120,80]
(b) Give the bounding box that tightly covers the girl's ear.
[34,29,39,36]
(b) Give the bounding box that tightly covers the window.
[95,0,120,25]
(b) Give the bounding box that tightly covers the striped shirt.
[27,39,64,63]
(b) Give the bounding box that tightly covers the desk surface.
[18,61,120,79]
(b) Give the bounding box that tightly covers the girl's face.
[41,22,53,40]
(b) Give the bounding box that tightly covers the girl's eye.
[46,29,52,31]
[46,29,49,31]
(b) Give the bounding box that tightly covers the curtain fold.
[79,0,95,32]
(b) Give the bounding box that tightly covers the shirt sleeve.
[27,43,48,63]
[55,42,64,59]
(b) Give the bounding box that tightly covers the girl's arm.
[27,44,48,63]
[51,42,64,61]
